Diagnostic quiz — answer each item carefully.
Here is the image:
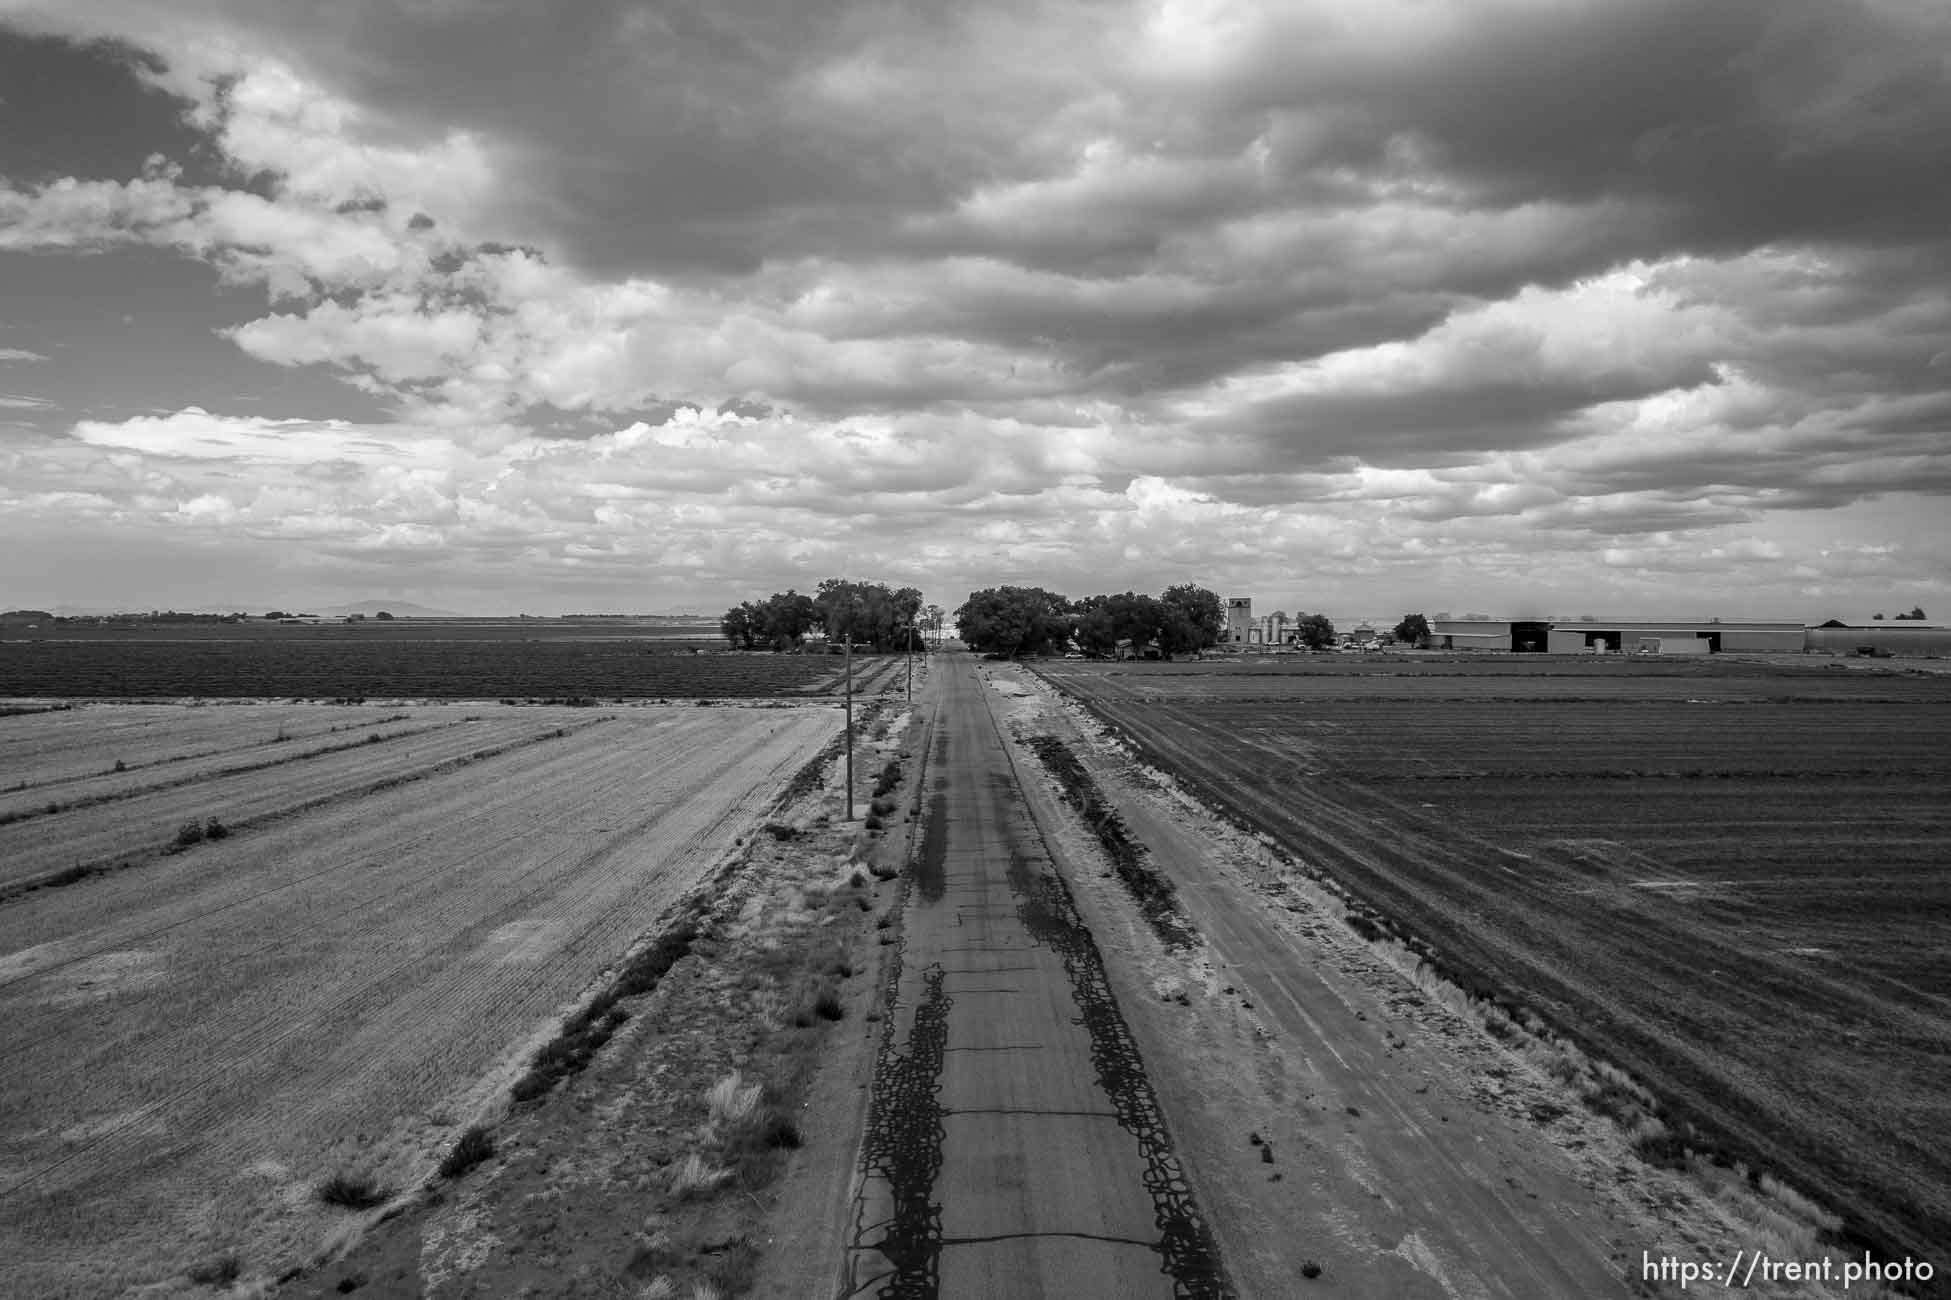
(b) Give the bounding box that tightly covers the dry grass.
[667,1153,731,1199]
[704,1071,762,1129]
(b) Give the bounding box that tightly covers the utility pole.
[905,622,913,701]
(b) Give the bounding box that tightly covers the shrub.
[112,758,127,773]
[1631,1123,1690,1170]
[438,1125,496,1178]
[863,814,883,831]
[869,795,897,816]
[791,982,843,1026]
[316,1170,388,1210]
[173,819,205,849]
[509,1071,551,1104]
[203,817,229,841]
[703,1238,761,1293]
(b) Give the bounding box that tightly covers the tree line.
[954,584,1228,658]
[951,587,1437,657]
[721,578,941,651]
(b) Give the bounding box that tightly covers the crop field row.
[0,702,428,791]
[0,640,849,699]
[1036,660,1951,1266]
[0,713,604,896]
[0,717,461,829]
[0,703,837,1298]
[1180,699,1951,781]
[1036,658,1945,703]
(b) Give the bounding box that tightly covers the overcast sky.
[2,1,1947,619]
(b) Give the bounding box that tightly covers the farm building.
[1429,619,1553,652]
[1546,620,1805,654]
[1804,624,1951,657]
[1430,617,1807,653]
[1225,597,1253,644]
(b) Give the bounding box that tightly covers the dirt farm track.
[1034,654,1951,1269]
[0,700,836,1298]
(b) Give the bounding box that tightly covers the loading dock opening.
[1512,621,1549,653]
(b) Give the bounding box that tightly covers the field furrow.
[0,714,600,895]
[0,703,433,790]
[0,716,465,826]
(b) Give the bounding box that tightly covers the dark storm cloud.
[1159,0,1951,257]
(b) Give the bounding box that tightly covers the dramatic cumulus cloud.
[1,0,1948,612]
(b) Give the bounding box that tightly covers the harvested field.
[0,711,582,895]
[1035,657,1951,1268]
[0,702,837,1298]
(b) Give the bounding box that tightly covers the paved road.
[844,655,1229,1298]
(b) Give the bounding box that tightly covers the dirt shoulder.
[987,663,1888,1299]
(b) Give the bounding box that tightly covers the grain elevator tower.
[1226,596,1253,644]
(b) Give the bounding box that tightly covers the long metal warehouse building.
[1546,620,1806,654]
[1428,618,1806,653]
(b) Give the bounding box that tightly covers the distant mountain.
[316,600,460,618]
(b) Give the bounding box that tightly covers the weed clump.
[796,984,844,1024]
[316,1170,388,1210]
[438,1125,496,1178]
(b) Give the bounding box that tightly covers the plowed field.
[1035,658,1951,1267]
[0,702,837,1298]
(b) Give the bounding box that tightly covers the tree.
[375,610,394,621]
[1874,612,1885,620]
[758,590,818,649]
[1897,606,1927,620]
[955,586,1070,657]
[1292,612,1336,650]
[921,603,945,644]
[1159,584,1225,655]
[1393,613,1431,648]
[720,603,756,649]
